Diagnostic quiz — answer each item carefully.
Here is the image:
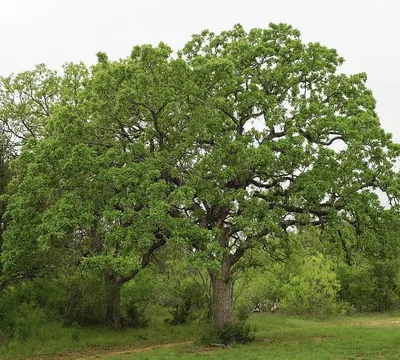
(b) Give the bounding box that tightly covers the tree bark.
[104,272,123,329]
[209,259,234,329]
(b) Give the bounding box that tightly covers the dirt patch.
[312,336,328,342]
[259,336,328,344]
[44,333,337,359]
[367,320,400,326]
[53,341,192,360]
[349,319,400,327]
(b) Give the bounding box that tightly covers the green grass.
[0,306,205,360]
[2,311,400,359]
[106,314,400,360]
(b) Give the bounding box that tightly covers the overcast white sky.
[1,0,399,141]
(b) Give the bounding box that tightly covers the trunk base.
[105,274,122,329]
[210,269,234,330]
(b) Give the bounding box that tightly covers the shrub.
[234,265,282,320]
[338,259,400,312]
[235,301,254,321]
[202,322,256,345]
[121,302,149,328]
[163,279,206,325]
[120,269,158,328]
[280,254,341,316]
[0,299,47,344]
[0,284,49,344]
[12,303,47,342]
[166,299,192,325]
[59,274,106,326]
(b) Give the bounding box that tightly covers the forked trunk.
[104,273,123,329]
[209,259,234,329]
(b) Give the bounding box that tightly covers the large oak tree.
[174,24,400,328]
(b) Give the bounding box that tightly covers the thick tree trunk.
[104,273,123,329]
[209,259,234,329]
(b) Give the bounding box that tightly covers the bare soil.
[53,341,192,360]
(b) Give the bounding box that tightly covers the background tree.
[0,66,61,287]
[2,46,185,328]
[0,64,60,147]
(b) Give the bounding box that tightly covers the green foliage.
[234,231,349,318]
[121,303,149,329]
[234,256,285,320]
[202,322,255,345]
[280,254,341,316]
[1,22,400,332]
[0,64,60,145]
[150,258,208,325]
[0,275,106,330]
[338,259,400,312]
[234,264,281,320]
[0,126,13,280]
[164,280,205,325]
[120,270,158,328]
[0,287,48,345]
[10,303,47,342]
[59,274,107,326]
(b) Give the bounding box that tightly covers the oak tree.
[2,46,183,328]
[174,24,399,328]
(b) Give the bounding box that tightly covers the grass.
[108,313,400,360]
[0,306,205,360]
[1,311,400,359]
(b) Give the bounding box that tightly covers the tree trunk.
[209,259,234,329]
[104,272,123,329]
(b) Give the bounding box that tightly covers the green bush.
[0,292,17,344]
[280,254,341,316]
[202,322,255,345]
[0,283,50,344]
[166,300,192,325]
[338,259,400,312]
[234,267,281,320]
[120,269,158,328]
[12,303,47,342]
[164,280,205,325]
[0,296,47,345]
[59,274,106,326]
[121,302,149,328]
[235,300,254,321]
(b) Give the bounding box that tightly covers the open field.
[2,312,400,360]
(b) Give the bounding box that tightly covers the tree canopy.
[1,23,399,329]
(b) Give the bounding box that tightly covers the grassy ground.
[104,313,400,360]
[2,312,400,359]
[0,307,205,360]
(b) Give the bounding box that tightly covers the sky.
[1,0,399,141]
